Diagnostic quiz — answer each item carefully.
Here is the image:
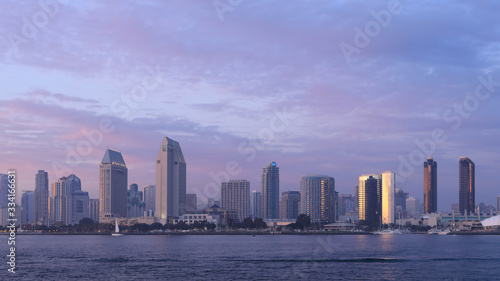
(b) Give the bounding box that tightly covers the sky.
[1,0,499,211]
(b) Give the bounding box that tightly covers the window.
[162,145,167,152]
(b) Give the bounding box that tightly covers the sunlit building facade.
[381,171,396,225]
[300,175,335,224]
[359,174,381,227]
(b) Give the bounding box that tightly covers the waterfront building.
[406,197,420,218]
[359,174,381,227]
[300,175,336,224]
[21,190,35,224]
[34,170,49,225]
[0,174,8,208]
[128,183,145,218]
[221,180,250,221]
[186,194,197,213]
[424,157,438,213]
[250,190,261,218]
[155,137,186,223]
[71,190,89,225]
[354,186,359,212]
[99,149,128,220]
[395,188,409,211]
[279,191,300,220]
[338,194,355,216]
[144,185,156,216]
[261,162,279,219]
[173,213,219,226]
[459,157,475,214]
[381,171,396,225]
[89,199,99,223]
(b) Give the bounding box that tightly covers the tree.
[149,222,163,230]
[242,217,255,229]
[296,214,311,230]
[79,218,94,225]
[254,218,267,229]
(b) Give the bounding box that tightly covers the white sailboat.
[112,218,123,236]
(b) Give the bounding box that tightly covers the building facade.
[0,174,8,208]
[88,199,99,223]
[424,157,438,213]
[261,162,279,219]
[34,170,49,225]
[99,149,128,220]
[143,185,155,216]
[21,190,35,225]
[221,180,250,222]
[250,190,261,218]
[128,183,145,218]
[186,194,197,213]
[381,171,396,225]
[279,191,300,220]
[155,137,187,223]
[300,175,336,224]
[459,157,475,214]
[359,174,381,227]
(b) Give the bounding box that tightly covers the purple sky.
[1,0,499,211]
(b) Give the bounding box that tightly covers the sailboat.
[112,218,123,236]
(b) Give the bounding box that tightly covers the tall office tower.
[34,170,49,225]
[423,157,438,214]
[300,175,336,224]
[128,183,145,218]
[71,190,89,225]
[156,137,186,223]
[99,149,128,220]
[50,176,72,225]
[186,194,197,213]
[143,185,156,216]
[354,186,359,212]
[359,174,382,227]
[88,199,100,223]
[338,194,355,216]
[334,191,339,222]
[406,197,420,218]
[279,191,300,220]
[459,157,475,214]
[395,188,409,211]
[221,180,250,221]
[261,162,279,219]
[0,174,8,208]
[250,190,261,218]
[381,171,396,225]
[21,190,35,224]
[66,174,82,192]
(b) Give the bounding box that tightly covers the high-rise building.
[127,183,145,218]
[359,174,381,227]
[0,174,8,208]
[50,176,72,225]
[261,162,279,219]
[143,185,156,216]
[279,191,300,220]
[338,194,355,216]
[71,190,89,225]
[250,190,261,218]
[221,180,250,221]
[381,171,396,225]
[424,157,438,214]
[406,197,420,218]
[155,137,186,223]
[300,175,336,224]
[354,186,359,212]
[186,194,197,213]
[99,149,128,220]
[34,170,49,225]
[89,199,99,223]
[497,196,500,214]
[395,188,409,211]
[21,190,35,224]
[459,157,475,214]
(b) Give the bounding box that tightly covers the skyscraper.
[250,190,261,218]
[221,180,250,221]
[279,191,300,220]
[186,194,197,213]
[394,188,409,211]
[381,171,396,225]
[261,162,279,219]
[406,197,420,218]
[50,176,72,225]
[88,199,99,223]
[300,175,335,224]
[71,190,89,225]
[459,157,475,214]
[155,137,186,223]
[354,186,359,212]
[338,194,355,216]
[34,170,49,225]
[21,190,35,224]
[127,183,145,218]
[144,185,156,216]
[424,157,438,214]
[359,174,381,227]
[99,149,128,220]
[0,174,8,208]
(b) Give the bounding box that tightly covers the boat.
[112,218,123,237]
[373,229,405,235]
[438,229,451,235]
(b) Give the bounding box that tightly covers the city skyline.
[2,1,500,211]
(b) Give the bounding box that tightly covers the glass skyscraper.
[99,149,128,219]
[261,162,279,219]
[34,170,49,225]
[424,157,438,214]
[459,157,475,214]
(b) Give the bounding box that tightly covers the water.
[3,234,500,280]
